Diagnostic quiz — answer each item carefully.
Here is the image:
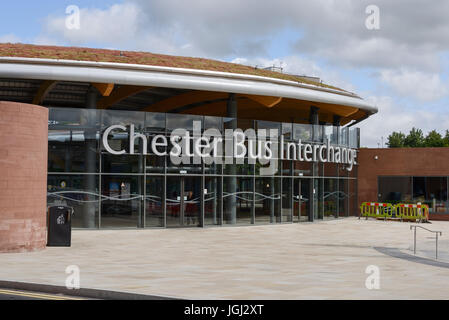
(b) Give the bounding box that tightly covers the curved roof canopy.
[0,43,377,126]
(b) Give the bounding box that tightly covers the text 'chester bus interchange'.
[0,44,377,230]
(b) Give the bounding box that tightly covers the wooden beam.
[241,94,282,108]
[97,86,150,109]
[317,104,359,118]
[92,83,115,97]
[142,91,228,113]
[33,80,57,105]
[177,100,228,116]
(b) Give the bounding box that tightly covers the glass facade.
[48,107,359,229]
[379,176,449,214]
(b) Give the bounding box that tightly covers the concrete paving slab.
[1,218,449,299]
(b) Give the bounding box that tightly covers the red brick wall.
[0,101,48,252]
[358,147,449,209]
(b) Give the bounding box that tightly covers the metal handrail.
[410,225,443,260]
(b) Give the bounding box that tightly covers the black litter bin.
[47,206,74,247]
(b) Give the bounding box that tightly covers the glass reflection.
[255,178,281,224]
[101,175,142,228]
[47,175,99,228]
[47,107,359,229]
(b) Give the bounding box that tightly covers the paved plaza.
[1,218,449,299]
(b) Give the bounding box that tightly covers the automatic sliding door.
[166,176,201,227]
[294,179,310,222]
[166,177,182,227]
[183,177,201,227]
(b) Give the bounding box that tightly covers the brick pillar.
[0,101,48,252]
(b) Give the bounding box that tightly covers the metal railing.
[410,225,443,260]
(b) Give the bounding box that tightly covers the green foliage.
[387,128,449,148]
[424,130,445,147]
[444,130,449,147]
[387,132,405,148]
[404,127,424,147]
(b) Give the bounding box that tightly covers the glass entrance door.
[166,176,201,227]
[293,179,310,222]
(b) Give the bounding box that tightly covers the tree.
[424,130,445,147]
[404,128,424,147]
[387,131,405,148]
[444,130,449,147]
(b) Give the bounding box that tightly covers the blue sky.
[1,0,448,147]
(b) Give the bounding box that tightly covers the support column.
[138,142,144,228]
[226,93,237,224]
[0,102,48,252]
[333,115,341,218]
[310,106,319,221]
[333,115,341,127]
[83,87,98,228]
[270,178,275,223]
[310,106,319,125]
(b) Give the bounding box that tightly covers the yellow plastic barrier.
[395,203,429,222]
[359,202,394,219]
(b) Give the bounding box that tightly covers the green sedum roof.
[0,43,346,92]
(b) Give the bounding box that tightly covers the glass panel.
[282,160,292,176]
[349,128,360,148]
[347,160,358,178]
[144,112,166,174]
[293,123,312,142]
[48,108,100,173]
[338,179,348,217]
[166,177,182,227]
[205,177,221,226]
[145,112,166,133]
[145,176,164,227]
[101,175,143,228]
[146,154,165,174]
[323,162,338,177]
[413,177,449,214]
[204,116,223,131]
[166,113,202,131]
[255,156,280,176]
[293,178,310,222]
[184,176,201,227]
[102,110,145,151]
[223,177,253,225]
[323,178,338,219]
[255,177,281,224]
[378,177,412,203]
[167,156,203,174]
[47,174,99,228]
[102,154,144,174]
[282,178,293,222]
[293,161,313,177]
[281,123,292,140]
[339,127,349,147]
[205,162,222,175]
[348,179,358,216]
[314,178,321,219]
[257,120,280,131]
[224,160,254,176]
[166,176,201,227]
[312,124,323,142]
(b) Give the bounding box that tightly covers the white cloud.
[0,34,21,43]
[231,55,356,92]
[356,95,449,147]
[379,69,448,102]
[28,0,449,144]
[43,3,142,47]
[39,1,449,70]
